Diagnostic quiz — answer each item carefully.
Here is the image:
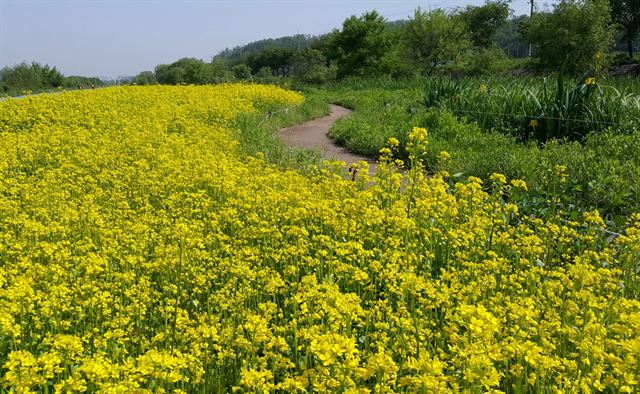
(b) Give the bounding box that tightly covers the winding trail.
[279,104,377,176]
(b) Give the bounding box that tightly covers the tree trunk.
[629,38,634,59]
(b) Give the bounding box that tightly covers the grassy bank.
[232,92,330,170]
[309,76,640,225]
[2,85,639,392]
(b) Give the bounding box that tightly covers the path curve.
[279,104,377,175]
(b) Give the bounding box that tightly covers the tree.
[292,48,336,84]
[611,0,640,58]
[209,59,234,83]
[213,34,318,63]
[311,33,340,68]
[63,76,103,89]
[458,0,511,48]
[332,11,390,78]
[155,63,184,84]
[247,47,295,77]
[524,0,614,73]
[255,66,273,79]
[0,62,64,93]
[232,64,252,80]
[402,9,471,74]
[493,15,530,58]
[154,58,226,85]
[174,58,213,84]
[132,71,157,85]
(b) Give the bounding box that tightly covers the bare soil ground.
[279,104,377,176]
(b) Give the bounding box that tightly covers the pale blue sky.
[1,0,531,78]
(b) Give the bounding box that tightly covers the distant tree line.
[0,62,105,96]
[213,34,319,63]
[130,0,637,87]
[3,0,636,95]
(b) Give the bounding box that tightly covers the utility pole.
[528,0,534,58]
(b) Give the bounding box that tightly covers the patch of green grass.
[232,89,330,169]
[316,76,640,224]
[421,74,640,141]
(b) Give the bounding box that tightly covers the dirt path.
[279,104,377,175]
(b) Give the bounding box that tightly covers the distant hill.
[213,34,322,63]
[212,19,409,64]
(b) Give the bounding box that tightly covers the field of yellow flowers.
[1,84,639,393]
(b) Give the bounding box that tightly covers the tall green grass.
[233,92,330,168]
[421,73,640,141]
[317,76,640,224]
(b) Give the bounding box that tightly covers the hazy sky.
[1,0,531,78]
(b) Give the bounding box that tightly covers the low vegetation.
[2,0,639,392]
[1,85,640,393]
[0,62,104,97]
[319,75,640,223]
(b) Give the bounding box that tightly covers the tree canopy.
[332,11,391,78]
[524,0,614,74]
[403,9,471,74]
[611,0,640,58]
[458,0,511,48]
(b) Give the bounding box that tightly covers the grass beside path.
[233,91,331,170]
[312,77,640,228]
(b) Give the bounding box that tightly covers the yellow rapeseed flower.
[0,84,638,393]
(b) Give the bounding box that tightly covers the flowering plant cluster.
[0,85,639,393]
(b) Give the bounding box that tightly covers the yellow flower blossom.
[0,85,638,393]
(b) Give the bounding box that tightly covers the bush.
[317,77,640,220]
[420,74,640,141]
[523,0,614,74]
[444,47,512,75]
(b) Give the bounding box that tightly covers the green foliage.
[178,57,213,84]
[0,62,107,96]
[493,15,530,58]
[247,47,296,77]
[332,11,391,78]
[132,71,157,85]
[155,58,232,85]
[213,34,318,63]
[402,9,471,74]
[137,2,638,89]
[420,74,640,141]
[524,0,614,74]
[444,47,512,75]
[231,64,252,80]
[0,62,64,94]
[457,0,511,48]
[317,76,640,220]
[255,66,273,79]
[292,48,336,84]
[610,0,640,58]
[63,76,104,89]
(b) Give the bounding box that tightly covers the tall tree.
[0,62,64,93]
[524,0,614,73]
[402,9,470,74]
[458,0,511,48]
[154,58,226,85]
[611,0,640,58]
[132,71,157,85]
[333,11,390,78]
[493,15,530,58]
[292,48,336,84]
[247,47,295,77]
